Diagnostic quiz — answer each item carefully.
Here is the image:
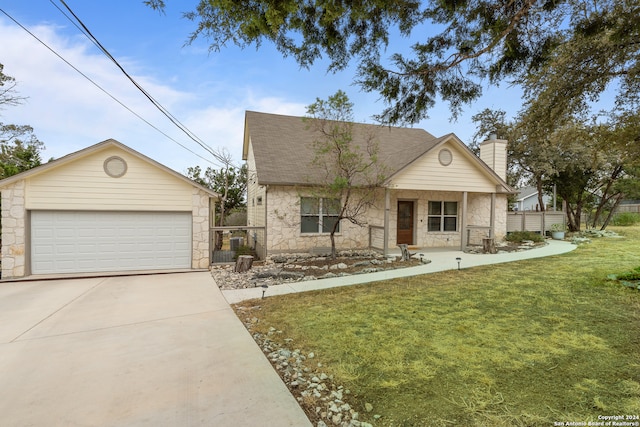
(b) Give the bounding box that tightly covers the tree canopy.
[0,63,45,179]
[146,0,639,125]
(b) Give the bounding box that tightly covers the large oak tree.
[146,0,639,126]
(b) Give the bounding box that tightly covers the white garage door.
[31,211,192,275]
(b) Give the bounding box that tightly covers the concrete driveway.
[0,272,311,426]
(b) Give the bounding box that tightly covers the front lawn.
[235,227,640,426]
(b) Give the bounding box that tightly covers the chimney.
[479,134,508,182]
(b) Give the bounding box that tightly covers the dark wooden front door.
[397,201,414,245]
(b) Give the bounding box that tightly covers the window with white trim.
[428,201,458,232]
[300,197,341,233]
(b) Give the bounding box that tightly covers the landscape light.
[456,257,462,270]
[261,284,268,299]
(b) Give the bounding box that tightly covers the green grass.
[235,227,640,426]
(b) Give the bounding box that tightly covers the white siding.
[246,140,266,227]
[388,142,498,193]
[25,147,193,211]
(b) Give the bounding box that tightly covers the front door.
[397,201,414,245]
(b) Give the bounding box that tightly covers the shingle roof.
[244,111,446,186]
[516,186,539,201]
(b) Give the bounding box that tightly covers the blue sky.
[0,0,522,174]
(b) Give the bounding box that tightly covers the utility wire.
[56,0,224,164]
[0,7,218,166]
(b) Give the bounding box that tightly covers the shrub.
[505,230,544,243]
[233,245,258,260]
[611,212,640,226]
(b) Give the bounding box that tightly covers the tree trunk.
[601,193,624,230]
[483,238,497,254]
[536,178,546,212]
[329,232,337,259]
[591,164,623,229]
[234,255,253,273]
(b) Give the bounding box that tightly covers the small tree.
[187,151,247,250]
[304,90,387,258]
[187,159,247,225]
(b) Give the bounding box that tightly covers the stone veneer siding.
[1,180,26,279]
[192,187,212,269]
[263,187,508,253]
[265,186,370,253]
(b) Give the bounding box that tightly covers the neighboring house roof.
[243,111,511,190]
[0,138,219,198]
[516,186,539,201]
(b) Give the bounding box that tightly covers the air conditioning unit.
[230,237,244,251]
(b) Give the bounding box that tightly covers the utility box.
[230,237,244,251]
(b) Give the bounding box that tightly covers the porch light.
[261,284,268,299]
[456,257,462,270]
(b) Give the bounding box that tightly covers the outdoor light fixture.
[456,257,462,270]
[261,284,268,299]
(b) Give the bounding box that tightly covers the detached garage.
[0,139,218,279]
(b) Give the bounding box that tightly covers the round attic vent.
[438,148,453,166]
[104,156,127,178]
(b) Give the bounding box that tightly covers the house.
[513,186,551,211]
[242,111,514,256]
[0,139,218,279]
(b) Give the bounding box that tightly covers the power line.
[0,7,219,166]
[55,0,226,164]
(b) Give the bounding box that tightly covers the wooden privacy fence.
[507,211,565,234]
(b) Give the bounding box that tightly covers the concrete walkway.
[0,272,311,426]
[222,240,577,304]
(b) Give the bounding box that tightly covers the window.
[428,201,458,232]
[300,197,341,233]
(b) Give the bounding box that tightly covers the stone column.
[1,181,26,278]
[192,188,212,269]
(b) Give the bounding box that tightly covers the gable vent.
[104,156,127,178]
[438,149,452,166]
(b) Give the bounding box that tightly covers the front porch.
[369,188,509,256]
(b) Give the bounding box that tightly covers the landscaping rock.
[279,271,306,280]
[329,263,349,270]
[213,250,424,290]
[243,324,374,427]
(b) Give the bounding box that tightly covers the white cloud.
[0,18,307,174]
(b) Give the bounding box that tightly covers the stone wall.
[263,186,509,254]
[192,188,212,269]
[265,186,370,253]
[1,181,26,279]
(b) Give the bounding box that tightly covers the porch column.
[461,191,468,250]
[383,188,390,256]
[490,193,496,238]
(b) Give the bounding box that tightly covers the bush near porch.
[234,227,640,426]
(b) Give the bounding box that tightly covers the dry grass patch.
[235,227,640,426]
